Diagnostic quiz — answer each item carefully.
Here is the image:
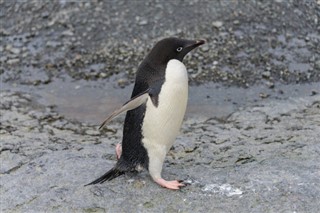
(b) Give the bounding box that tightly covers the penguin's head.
[147,37,205,65]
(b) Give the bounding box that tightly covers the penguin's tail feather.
[85,167,124,186]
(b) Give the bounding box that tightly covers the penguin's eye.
[176,47,183,52]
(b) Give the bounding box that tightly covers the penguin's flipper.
[148,79,163,107]
[99,89,150,129]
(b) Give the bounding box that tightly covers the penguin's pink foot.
[154,178,185,190]
[115,144,122,160]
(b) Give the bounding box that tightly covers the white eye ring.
[176,47,183,52]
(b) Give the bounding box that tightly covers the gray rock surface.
[1,0,320,212]
[1,90,319,212]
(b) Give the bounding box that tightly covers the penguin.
[87,37,205,189]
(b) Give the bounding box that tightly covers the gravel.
[1,0,319,86]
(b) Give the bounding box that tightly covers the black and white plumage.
[87,37,205,189]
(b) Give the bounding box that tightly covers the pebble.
[262,71,271,78]
[46,41,61,48]
[5,44,12,51]
[117,78,128,88]
[0,29,10,36]
[62,30,74,36]
[99,72,107,78]
[7,58,20,65]
[266,81,275,89]
[233,20,240,25]
[41,11,49,19]
[138,19,148,26]
[200,45,209,52]
[259,93,270,99]
[10,48,21,55]
[311,90,318,96]
[212,21,223,28]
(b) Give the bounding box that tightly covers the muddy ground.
[1,0,320,212]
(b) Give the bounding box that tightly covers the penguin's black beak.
[183,39,206,56]
[195,39,206,46]
[186,39,205,50]
[176,39,206,61]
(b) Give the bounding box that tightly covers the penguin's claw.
[116,144,122,160]
[154,178,185,190]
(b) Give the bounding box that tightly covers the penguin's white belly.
[142,59,188,153]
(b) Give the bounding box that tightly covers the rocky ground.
[1,90,319,212]
[1,0,320,212]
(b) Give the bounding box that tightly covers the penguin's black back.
[121,102,148,169]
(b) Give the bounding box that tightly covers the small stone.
[7,58,20,65]
[259,93,270,99]
[22,52,28,58]
[143,201,154,208]
[200,45,209,52]
[62,30,74,36]
[10,47,21,55]
[133,180,146,189]
[117,78,128,88]
[46,41,61,48]
[138,19,148,26]
[212,21,223,28]
[99,72,107,78]
[262,71,271,78]
[0,29,10,36]
[266,81,275,89]
[233,20,240,25]
[311,90,318,96]
[42,11,49,19]
[5,44,12,51]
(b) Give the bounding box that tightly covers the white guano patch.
[202,183,243,197]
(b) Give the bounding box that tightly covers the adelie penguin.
[87,37,205,189]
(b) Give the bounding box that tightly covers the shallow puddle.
[2,76,319,125]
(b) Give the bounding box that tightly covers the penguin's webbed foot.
[154,178,185,190]
[116,143,122,160]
